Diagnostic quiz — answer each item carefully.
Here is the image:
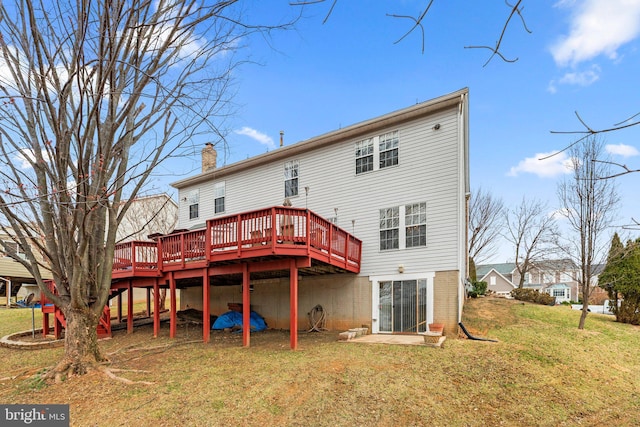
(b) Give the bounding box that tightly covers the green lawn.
[0,297,638,426]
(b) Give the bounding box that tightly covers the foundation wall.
[433,270,461,336]
[181,274,372,331]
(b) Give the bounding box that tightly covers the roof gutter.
[172,88,468,189]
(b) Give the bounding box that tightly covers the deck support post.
[146,288,152,318]
[117,292,122,322]
[242,263,251,347]
[169,272,177,338]
[203,268,210,343]
[127,280,133,334]
[153,279,160,338]
[42,312,49,338]
[290,258,299,350]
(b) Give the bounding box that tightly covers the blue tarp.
[212,310,267,332]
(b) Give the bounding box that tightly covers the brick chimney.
[202,142,217,172]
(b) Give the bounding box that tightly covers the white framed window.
[355,138,374,174]
[354,130,400,175]
[379,207,399,250]
[188,189,199,220]
[405,202,426,248]
[284,160,299,198]
[379,202,427,251]
[214,182,225,214]
[379,130,399,169]
[490,276,496,286]
[553,289,565,297]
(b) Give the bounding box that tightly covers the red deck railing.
[41,280,111,339]
[112,206,362,276]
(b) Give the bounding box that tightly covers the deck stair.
[41,280,114,339]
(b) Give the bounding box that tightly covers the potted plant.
[428,323,444,335]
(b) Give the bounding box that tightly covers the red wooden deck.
[112,206,361,279]
[44,207,362,350]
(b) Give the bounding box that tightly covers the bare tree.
[504,197,559,288]
[557,136,620,329]
[293,0,530,64]
[550,111,640,177]
[468,187,505,264]
[0,0,288,377]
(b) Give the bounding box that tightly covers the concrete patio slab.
[347,334,427,346]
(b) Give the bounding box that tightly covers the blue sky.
[166,1,640,262]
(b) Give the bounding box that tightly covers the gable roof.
[530,259,577,271]
[171,88,469,189]
[476,263,515,278]
[478,268,516,289]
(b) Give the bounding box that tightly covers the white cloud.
[234,127,275,149]
[606,143,640,157]
[550,207,572,220]
[551,0,640,67]
[508,151,574,178]
[15,148,51,169]
[557,64,601,86]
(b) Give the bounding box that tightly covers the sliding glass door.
[378,279,427,333]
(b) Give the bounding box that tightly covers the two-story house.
[478,259,607,304]
[169,88,470,336]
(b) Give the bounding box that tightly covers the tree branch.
[465,0,529,66]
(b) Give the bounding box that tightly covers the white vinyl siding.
[175,101,464,276]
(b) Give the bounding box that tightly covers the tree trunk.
[152,289,167,311]
[159,289,167,311]
[578,285,589,329]
[578,306,588,329]
[53,306,106,377]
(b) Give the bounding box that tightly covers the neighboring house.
[117,194,179,243]
[521,259,579,304]
[478,259,606,304]
[0,229,53,306]
[171,88,470,335]
[476,263,516,297]
[114,193,179,304]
